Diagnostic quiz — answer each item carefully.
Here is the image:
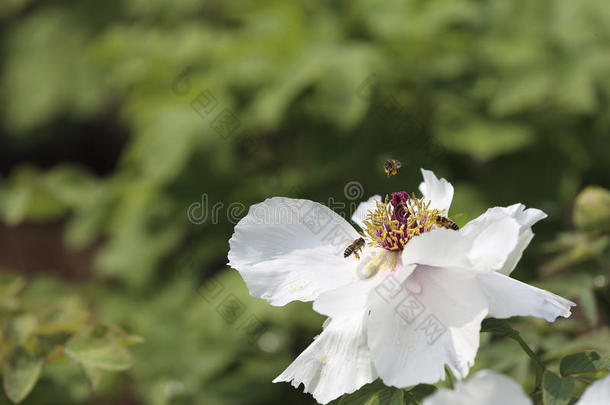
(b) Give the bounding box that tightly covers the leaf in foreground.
[3,347,44,403]
[542,371,574,405]
[64,326,132,371]
[560,351,610,376]
[336,380,403,405]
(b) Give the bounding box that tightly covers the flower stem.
[509,331,545,390]
[481,319,547,392]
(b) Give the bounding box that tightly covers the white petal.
[367,265,488,387]
[422,370,531,405]
[419,169,454,213]
[467,217,520,272]
[402,229,472,269]
[313,260,387,318]
[228,197,361,306]
[462,204,547,275]
[277,251,400,403]
[477,272,574,322]
[579,374,610,405]
[313,250,412,317]
[402,216,520,274]
[351,195,382,230]
[273,311,376,404]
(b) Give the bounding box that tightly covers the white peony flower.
[227,169,575,404]
[422,370,610,405]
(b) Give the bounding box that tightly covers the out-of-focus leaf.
[554,63,597,114]
[64,326,133,371]
[2,7,106,133]
[3,347,44,403]
[37,333,72,357]
[0,167,69,225]
[94,183,185,288]
[542,371,574,405]
[488,68,552,116]
[560,352,610,376]
[9,314,38,345]
[544,328,610,361]
[35,297,90,335]
[437,118,534,162]
[80,364,101,392]
[0,273,24,310]
[0,273,25,298]
[541,233,608,274]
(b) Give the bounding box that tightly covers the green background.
[0,0,609,404]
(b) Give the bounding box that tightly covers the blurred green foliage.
[0,0,609,404]
[0,273,140,403]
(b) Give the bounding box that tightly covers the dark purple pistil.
[390,191,410,224]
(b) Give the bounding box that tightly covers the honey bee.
[435,215,459,231]
[383,159,402,177]
[344,237,366,259]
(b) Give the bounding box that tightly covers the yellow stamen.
[362,193,445,251]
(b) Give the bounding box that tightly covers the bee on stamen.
[383,159,402,177]
[344,237,366,260]
[435,215,459,231]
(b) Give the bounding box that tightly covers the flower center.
[362,192,444,251]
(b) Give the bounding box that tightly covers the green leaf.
[0,273,25,298]
[3,347,44,403]
[542,371,574,405]
[388,389,404,405]
[80,364,102,392]
[9,314,38,345]
[363,396,380,405]
[481,318,516,337]
[337,380,403,405]
[66,343,131,371]
[0,273,25,310]
[437,117,534,162]
[560,352,610,376]
[37,333,72,357]
[64,326,132,371]
[408,384,437,402]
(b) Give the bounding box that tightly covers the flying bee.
[435,215,459,231]
[344,237,366,260]
[383,159,402,177]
